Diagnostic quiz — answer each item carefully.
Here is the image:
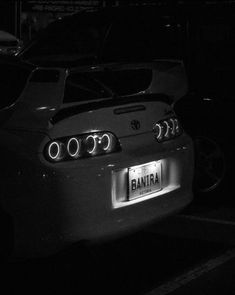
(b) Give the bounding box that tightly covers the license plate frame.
[128,161,162,201]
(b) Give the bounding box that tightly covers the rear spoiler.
[68,59,188,102]
[4,60,187,130]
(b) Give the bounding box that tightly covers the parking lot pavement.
[2,197,235,294]
[147,202,235,246]
[1,231,229,294]
[143,197,235,295]
[146,247,235,295]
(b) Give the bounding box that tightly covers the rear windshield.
[0,63,31,109]
[20,9,186,64]
[21,13,108,62]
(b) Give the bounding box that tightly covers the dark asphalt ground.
[1,191,235,295]
[0,226,231,294]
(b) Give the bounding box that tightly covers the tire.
[193,135,226,194]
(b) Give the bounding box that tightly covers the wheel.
[193,136,226,193]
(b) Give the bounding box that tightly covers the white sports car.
[0,7,194,259]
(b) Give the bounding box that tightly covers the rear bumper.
[1,134,194,258]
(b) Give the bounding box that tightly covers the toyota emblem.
[131,120,141,130]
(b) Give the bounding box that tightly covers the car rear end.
[1,60,194,258]
[43,100,193,241]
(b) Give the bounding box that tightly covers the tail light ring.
[44,131,120,163]
[85,135,97,154]
[48,141,62,160]
[67,137,80,158]
[101,133,111,151]
[153,117,183,142]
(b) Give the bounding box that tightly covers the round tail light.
[85,135,97,154]
[100,134,111,151]
[153,123,163,140]
[169,118,176,136]
[48,141,64,161]
[67,137,80,158]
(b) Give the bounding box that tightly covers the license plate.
[128,161,162,200]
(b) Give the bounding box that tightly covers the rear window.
[21,9,186,64]
[0,63,31,109]
[21,13,109,62]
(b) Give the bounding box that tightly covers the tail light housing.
[45,131,121,162]
[153,117,183,142]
